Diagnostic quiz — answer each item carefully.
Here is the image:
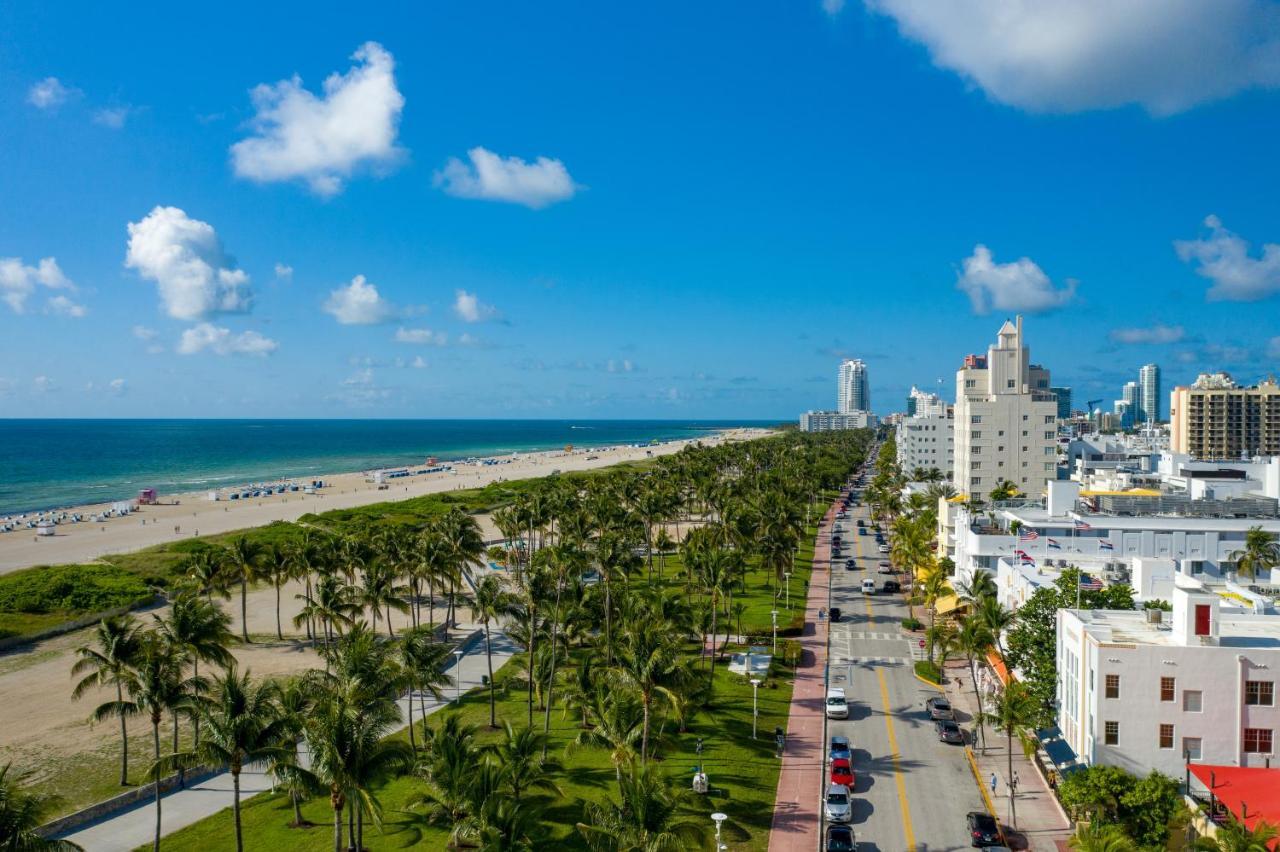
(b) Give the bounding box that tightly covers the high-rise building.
[1119,381,1140,429]
[1170,374,1280,459]
[897,389,954,482]
[1139,363,1161,423]
[952,316,1059,498]
[837,359,869,414]
[799,410,877,432]
[1050,386,1072,420]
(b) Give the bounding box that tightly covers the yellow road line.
[866,588,916,852]
[965,746,999,817]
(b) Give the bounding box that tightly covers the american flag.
[1047,538,1061,550]
[1074,519,1092,531]
[1019,529,1040,541]
[1099,539,1114,551]
[1021,554,1037,567]
[1079,574,1104,591]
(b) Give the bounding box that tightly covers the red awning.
[986,650,1012,687]
[1190,764,1280,847]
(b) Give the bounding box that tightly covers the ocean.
[0,419,775,515]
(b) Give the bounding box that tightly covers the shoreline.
[0,427,773,575]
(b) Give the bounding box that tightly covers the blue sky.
[2,1,1280,419]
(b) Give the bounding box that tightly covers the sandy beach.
[0,428,770,575]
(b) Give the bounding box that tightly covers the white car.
[825,687,849,719]
[825,783,853,823]
[878,544,890,553]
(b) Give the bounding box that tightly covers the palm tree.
[988,479,1019,503]
[1193,814,1280,851]
[177,668,287,852]
[262,544,293,641]
[957,615,993,750]
[919,567,950,665]
[223,536,264,643]
[1228,526,1280,581]
[491,723,563,804]
[470,574,514,728]
[983,680,1038,830]
[955,571,998,606]
[570,687,644,794]
[154,592,235,752]
[977,595,1015,661]
[439,509,485,628]
[70,615,142,785]
[356,560,410,638]
[185,549,230,602]
[1068,822,1136,851]
[576,764,706,851]
[394,626,454,752]
[611,622,689,762]
[267,678,318,829]
[0,762,83,850]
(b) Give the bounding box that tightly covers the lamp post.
[750,678,761,739]
[770,609,778,656]
[783,571,791,611]
[453,649,464,704]
[711,812,728,851]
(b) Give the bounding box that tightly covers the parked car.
[925,697,955,721]
[861,578,876,594]
[829,735,852,762]
[859,527,868,536]
[936,720,964,744]
[877,561,893,574]
[967,811,1001,847]
[829,607,842,622]
[856,519,864,527]
[878,544,890,553]
[882,580,901,593]
[829,757,855,788]
[845,559,858,571]
[825,688,849,719]
[825,824,857,852]
[824,783,853,823]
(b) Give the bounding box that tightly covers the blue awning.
[1036,726,1063,742]
[1043,737,1079,768]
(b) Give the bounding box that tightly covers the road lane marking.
[866,589,917,852]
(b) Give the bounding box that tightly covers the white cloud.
[435,147,578,208]
[28,77,75,110]
[453,289,499,323]
[394,327,447,345]
[1268,337,1280,360]
[1174,215,1280,302]
[863,0,1280,115]
[1109,323,1185,345]
[410,355,428,369]
[177,323,278,356]
[46,294,87,317]
[324,275,396,325]
[125,206,250,320]
[132,325,158,341]
[0,378,11,396]
[822,0,846,15]
[0,257,74,314]
[32,375,55,393]
[230,42,405,197]
[93,106,133,129]
[274,263,293,281]
[956,245,1076,314]
[109,378,127,395]
[607,359,636,373]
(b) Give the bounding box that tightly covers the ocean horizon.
[0,418,777,516]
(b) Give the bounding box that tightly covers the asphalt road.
[822,497,987,852]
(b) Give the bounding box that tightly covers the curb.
[965,746,998,817]
[913,672,945,692]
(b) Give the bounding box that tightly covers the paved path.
[943,661,1073,851]
[767,500,836,852]
[58,625,518,851]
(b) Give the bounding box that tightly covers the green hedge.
[914,660,942,684]
[0,563,152,618]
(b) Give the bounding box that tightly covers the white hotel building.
[1057,579,1280,779]
[896,387,954,481]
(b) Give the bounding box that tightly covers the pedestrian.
[990,772,997,792]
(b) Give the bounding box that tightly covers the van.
[861,579,876,594]
[825,687,849,720]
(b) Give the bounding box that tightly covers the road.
[822,496,987,851]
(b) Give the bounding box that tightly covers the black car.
[936,720,964,744]
[829,607,842,622]
[967,811,1001,847]
[882,579,900,593]
[845,559,858,571]
[825,824,856,852]
[856,519,864,528]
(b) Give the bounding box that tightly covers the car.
[925,697,955,721]
[845,558,857,571]
[858,527,868,536]
[878,544,890,553]
[882,579,901,593]
[825,824,856,852]
[836,511,846,519]
[829,607,842,622]
[936,720,964,744]
[861,578,876,594]
[824,783,853,823]
[829,757,855,788]
[856,519,864,528]
[878,561,893,574]
[829,735,852,762]
[825,688,849,719]
[967,811,1001,847]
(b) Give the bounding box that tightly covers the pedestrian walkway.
[58,625,518,851]
[767,500,836,852]
[942,661,1073,852]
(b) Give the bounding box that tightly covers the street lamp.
[453,649,464,704]
[750,678,761,739]
[770,610,778,656]
[711,812,728,851]
[783,571,791,611]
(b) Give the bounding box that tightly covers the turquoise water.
[0,419,773,515]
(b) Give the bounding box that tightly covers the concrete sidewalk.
[58,625,518,851]
[942,661,1073,851]
[767,500,837,852]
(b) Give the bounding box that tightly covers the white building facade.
[896,393,955,481]
[1140,364,1161,424]
[838,359,870,415]
[800,410,876,432]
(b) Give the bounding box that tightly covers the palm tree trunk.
[232,769,243,852]
[603,578,612,667]
[406,679,417,752]
[305,575,314,640]
[1007,728,1016,828]
[386,603,394,638]
[641,694,651,763]
[526,609,537,727]
[241,577,250,643]
[117,682,129,785]
[172,710,183,788]
[542,585,563,759]
[291,790,304,827]
[152,717,162,852]
[332,799,343,852]
[347,800,355,852]
[485,621,496,728]
[356,805,363,850]
[708,598,718,695]
[193,660,201,750]
[969,656,986,751]
[275,579,283,640]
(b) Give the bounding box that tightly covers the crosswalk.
[832,656,910,666]
[841,631,899,641]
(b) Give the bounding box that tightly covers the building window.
[1105,674,1120,699]
[998,445,1004,452]
[971,478,982,487]
[1022,414,1028,420]
[1045,415,1054,424]
[971,415,982,423]
[1104,721,1119,745]
[1183,690,1202,712]
[1183,737,1202,761]
[1045,431,1055,440]
[971,461,982,470]
[972,431,982,439]
[1246,681,1274,706]
[1159,724,1174,749]
[998,430,1004,436]
[966,379,976,388]
[1243,728,1273,753]
[1160,677,1175,702]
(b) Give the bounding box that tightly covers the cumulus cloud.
[274,263,293,281]
[394,327,447,345]
[607,359,636,373]
[435,147,578,208]
[323,275,396,325]
[177,323,278,356]
[28,77,75,110]
[32,375,55,393]
[46,294,87,317]
[0,256,75,314]
[109,378,127,396]
[1269,337,1280,360]
[453,289,500,323]
[125,206,250,320]
[132,325,158,340]
[822,0,846,15]
[1174,215,1280,302]
[863,0,1280,115]
[956,245,1076,315]
[93,106,133,129]
[410,355,428,369]
[1109,323,1185,345]
[230,42,405,196]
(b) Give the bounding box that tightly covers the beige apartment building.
[1170,373,1280,460]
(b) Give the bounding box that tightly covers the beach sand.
[0,428,770,575]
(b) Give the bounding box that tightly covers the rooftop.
[1002,506,1280,532]
[1067,608,1280,648]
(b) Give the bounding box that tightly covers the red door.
[1194,604,1211,636]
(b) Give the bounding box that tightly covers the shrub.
[901,617,923,631]
[0,564,152,616]
[914,660,942,684]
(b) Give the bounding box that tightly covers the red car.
[829,757,855,788]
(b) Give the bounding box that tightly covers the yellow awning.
[1080,488,1162,497]
[947,494,968,503]
[935,594,964,615]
